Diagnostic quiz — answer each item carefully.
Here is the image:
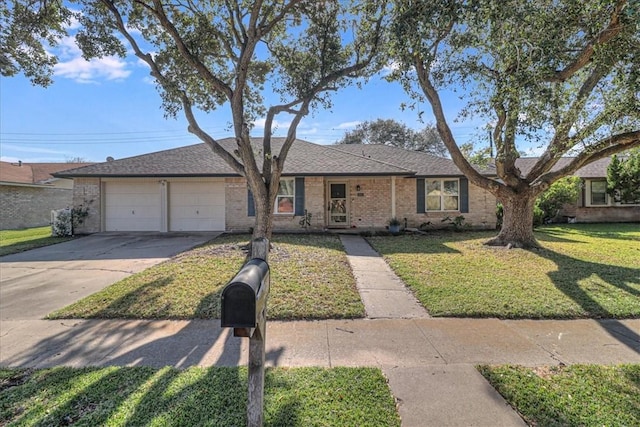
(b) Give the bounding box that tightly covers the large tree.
[389,0,640,248]
[336,118,448,155]
[3,0,387,240]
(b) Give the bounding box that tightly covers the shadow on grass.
[532,247,640,354]
[1,317,291,425]
[0,236,75,257]
[538,223,640,242]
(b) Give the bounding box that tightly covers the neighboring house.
[0,161,94,230]
[515,157,640,223]
[53,138,499,234]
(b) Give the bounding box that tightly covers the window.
[276,178,295,214]
[426,179,459,211]
[590,180,608,206]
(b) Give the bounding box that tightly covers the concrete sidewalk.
[1,234,638,426]
[1,318,638,425]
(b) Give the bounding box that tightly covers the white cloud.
[335,121,361,129]
[52,36,131,83]
[298,127,318,135]
[252,118,292,131]
[0,144,74,163]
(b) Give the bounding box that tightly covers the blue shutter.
[416,178,425,213]
[248,188,255,217]
[460,177,469,213]
[294,177,305,216]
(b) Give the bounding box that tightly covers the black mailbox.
[221,258,270,337]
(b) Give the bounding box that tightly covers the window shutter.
[416,178,425,213]
[295,177,305,216]
[460,177,469,213]
[248,189,255,217]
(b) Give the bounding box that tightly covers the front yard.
[368,223,640,319]
[49,234,364,320]
[13,224,640,426]
[50,224,639,320]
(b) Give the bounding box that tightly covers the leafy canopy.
[3,1,389,239]
[336,118,447,156]
[389,0,640,190]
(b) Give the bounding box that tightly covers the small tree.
[607,148,640,204]
[337,118,448,156]
[533,177,581,227]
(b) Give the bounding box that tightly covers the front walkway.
[339,235,429,319]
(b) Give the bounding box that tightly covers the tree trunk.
[253,195,274,241]
[486,193,539,248]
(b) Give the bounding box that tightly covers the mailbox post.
[220,238,269,427]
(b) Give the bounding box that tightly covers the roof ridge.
[325,144,416,174]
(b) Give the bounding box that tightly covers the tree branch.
[526,65,607,180]
[414,58,502,194]
[535,130,640,186]
[144,0,234,99]
[547,0,625,82]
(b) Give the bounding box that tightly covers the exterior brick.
[0,185,73,230]
[71,178,102,234]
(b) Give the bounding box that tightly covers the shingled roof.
[514,157,611,178]
[54,138,418,178]
[1,161,94,185]
[52,137,617,180]
[334,144,475,176]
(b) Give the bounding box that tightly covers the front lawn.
[0,366,400,426]
[0,226,75,256]
[479,364,640,426]
[367,224,640,318]
[48,234,365,320]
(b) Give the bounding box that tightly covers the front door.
[328,182,349,227]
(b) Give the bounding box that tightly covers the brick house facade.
[57,139,500,234]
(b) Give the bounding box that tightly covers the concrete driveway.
[0,232,220,320]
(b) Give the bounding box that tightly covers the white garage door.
[169,181,225,231]
[105,181,161,231]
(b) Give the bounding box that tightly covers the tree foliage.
[533,177,581,227]
[3,0,389,240]
[336,118,447,155]
[459,142,492,168]
[389,0,640,247]
[607,148,640,203]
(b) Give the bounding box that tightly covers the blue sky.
[0,36,487,164]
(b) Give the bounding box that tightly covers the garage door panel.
[105,182,161,232]
[169,181,225,231]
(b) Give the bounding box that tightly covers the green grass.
[367,223,640,318]
[48,233,365,320]
[479,364,640,426]
[0,226,75,256]
[0,366,400,426]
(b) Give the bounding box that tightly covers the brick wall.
[225,176,326,232]
[348,177,392,228]
[563,206,640,223]
[396,178,497,230]
[0,184,73,230]
[71,178,102,234]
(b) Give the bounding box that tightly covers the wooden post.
[248,237,268,427]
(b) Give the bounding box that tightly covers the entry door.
[328,182,349,227]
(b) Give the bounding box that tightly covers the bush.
[534,177,580,226]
